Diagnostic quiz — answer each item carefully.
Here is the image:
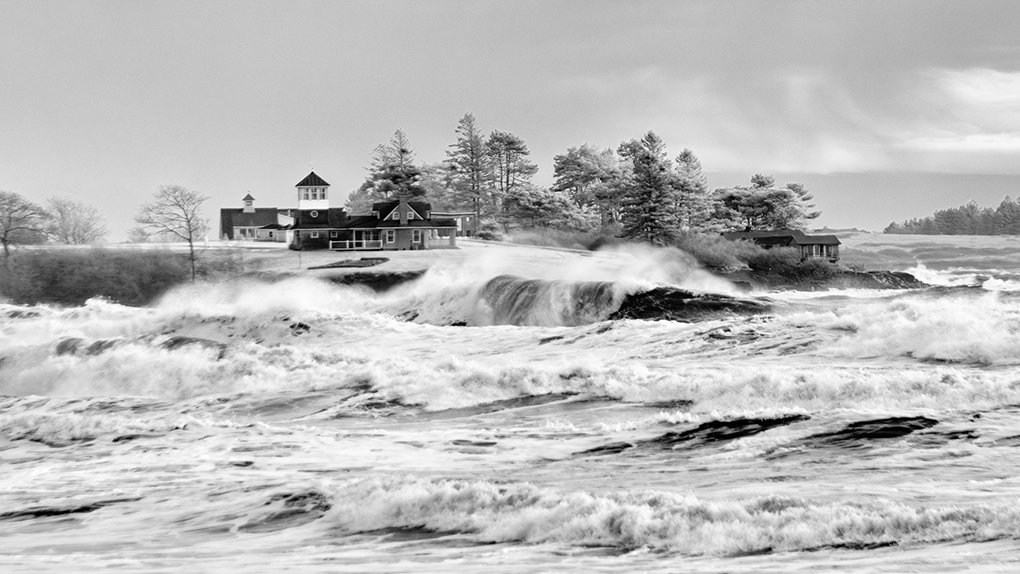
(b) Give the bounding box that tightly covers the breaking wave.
[327,476,1020,555]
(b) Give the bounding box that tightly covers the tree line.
[1,113,824,266]
[346,114,821,245]
[0,193,108,258]
[1,186,207,279]
[884,196,1020,235]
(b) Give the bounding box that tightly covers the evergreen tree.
[674,148,712,230]
[712,181,820,231]
[616,132,681,245]
[486,130,538,220]
[347,130,426,213]
[500,185,597,231]
[444,114,490,233]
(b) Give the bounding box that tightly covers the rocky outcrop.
[609,287,770,322]
[721,269,928,291]
[323,270,426,292]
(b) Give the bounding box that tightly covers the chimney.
[398,193,410,225]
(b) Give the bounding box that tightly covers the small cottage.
[722,229,840,262]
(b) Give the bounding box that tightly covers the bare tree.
[0,190,49,260]
[135,185,208,280]
[47,197,108,244]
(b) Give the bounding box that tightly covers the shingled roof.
[721,230,841,246]
[296,171,330,187]
[242,193,255,201]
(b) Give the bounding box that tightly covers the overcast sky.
[3,0,1020,238]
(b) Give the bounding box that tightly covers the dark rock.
[161,336,227,359]
[610,287,770,322]
[56,338,84,356]
[325,270,425,292]
[85,339,119,355]
[539,335,565,345]
[720,268,928,292]
[308,257,389,270]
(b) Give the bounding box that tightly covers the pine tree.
[445,114,489,234]
[486,130,538,223]
[674,148,711,230]
[617,132,681,245]
[347,130,426,213]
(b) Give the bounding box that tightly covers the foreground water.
[2,241,1020,572]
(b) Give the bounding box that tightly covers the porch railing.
[329,239,383,250]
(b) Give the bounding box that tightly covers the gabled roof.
[344,215,379,229]
[722,229,841,246]
[296,171,330,187]
[221,207,284,227]
[342,216,457,229]
[377,218,457,229]
[242,193,255,201]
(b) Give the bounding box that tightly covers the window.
[310,210,319,218]
[390,211,400,220]
[385,230,395,244]
[412,230,422,243]
[302,190,309,200]
[311,231,319,238]
[330,231,338,238]
[268,231,274,238]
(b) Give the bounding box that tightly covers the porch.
[330,239,383,250]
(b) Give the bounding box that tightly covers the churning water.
[3,240,1020,572]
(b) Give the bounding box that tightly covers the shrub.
[473,229,504,241]
[0,247,261,306]
[745,247,839,280]
[509,227,624,251]
[671,232,762,270]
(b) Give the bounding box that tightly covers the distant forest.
[884,197,1020,235]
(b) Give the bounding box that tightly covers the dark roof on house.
[259,223,292,230]
[344,215,379,229]
[292,207,347,228]
[343,216,457,229]
[372,199,431,214]
[221,207,283,228]
[242,193,255,201]
[377,218,457,229]
[296,171,330,187]
[722,230,841,246]
[431,211,474,217]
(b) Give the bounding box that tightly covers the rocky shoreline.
[719,268,928,292]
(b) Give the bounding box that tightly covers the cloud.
[890,68,1020,171]
[565,65,1020,176]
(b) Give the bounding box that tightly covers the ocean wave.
[0,398,191,446]
[327,476,1020,555]
[791,291,1020,364]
